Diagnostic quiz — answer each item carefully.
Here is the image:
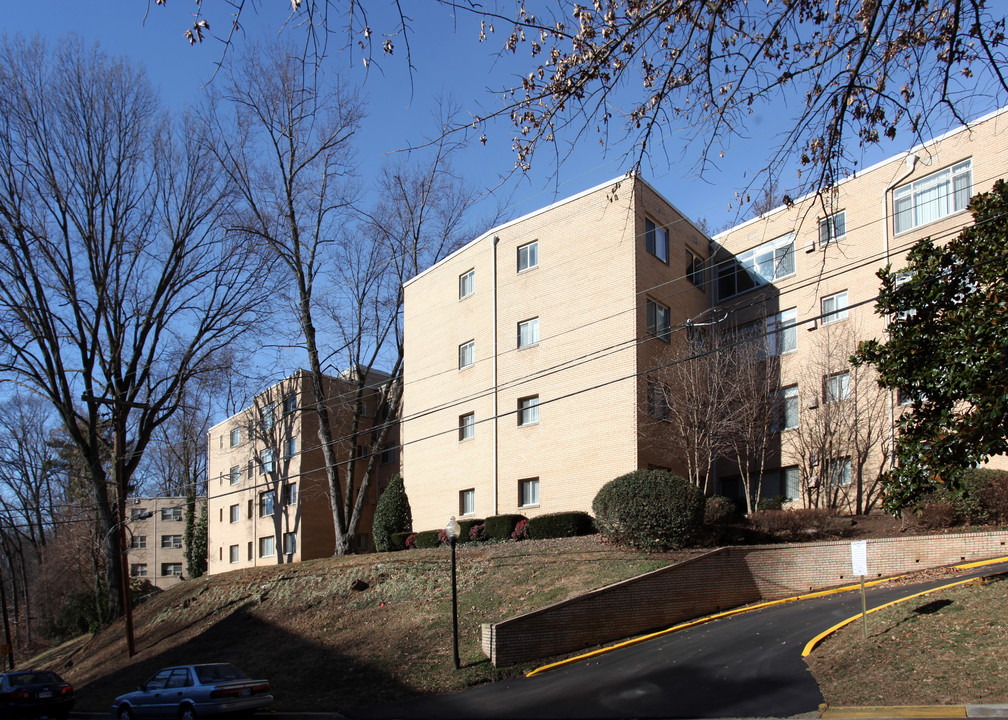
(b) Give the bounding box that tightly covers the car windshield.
[194,665,247,683]
[8,671,60,685]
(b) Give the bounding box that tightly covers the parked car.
[0,669,75,719]
[111,664,272,720]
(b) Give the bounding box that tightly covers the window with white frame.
[828,457,852,487]
[161,563,183,577]
[518,395,540,426]
[161,534,182,549]
[519,478,540,507]
[283,532,297,555]
[261,449,275,474]
[781,385,799,430]
[782,466,801,499]
[161,506,182,521]
[284,436,297,459]
[825,371,851,403]
[130,507,148,520]
[459,489,475,516]
[687,251,705,289]
[458,340,474,369]
[459,269,475,299]
[229,426,241,447]
[258,535,275,558]
[283,393,297,416]
[459,412,475,441]
[894,159,972,234]
[381,446,397,464]
[229,465,241,485]
[130,535,147,549]
[647,380,670,420]
[229,504,240,523]
[259,490,275,517]
[261,403,275,432]
[282,483,297,506]
[645,218,669,263]
[737,234,795,283]
[518,317,539,348]
[767,308,798,355]
[818,211,846,246]
[517,241,539,272]
[131,564,147,578]
[646,299,671,342]
[821,291,849,325]
[229,545,240,563]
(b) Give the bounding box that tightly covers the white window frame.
[818,211,846,246]
[229,545,240,563]
[737,233,796,284]
[828,457,852,487]
[130,535,147,549]
[519,478,540,508]
[647,380,670,420]
[282,532,297,555]
[259,490,276,518]
[518,317,540,348]
[161,534,182,549]
[131,564,147,578]
[283,393,297,416]
[229,504,240,523]
[161,563,183,577]
[282,483,297,506]
[285,436,297,459]
[781,385,799,430]
[646,299,671,342]
[229,465,241,485]
[459,269,475,299]
[229,427,241,447]
[258,535,275,558]
[893,159,972,234]
[645,218,669,263]
[459,340,475,369]
[518,395,540,426]
[160,507,182,521]
[825,371,851,403]
[459,412,475,441]
[821,291,849,325]
[767,308,797,356]
[687,250,705,289]
[261,449,275,474]
[517,241,539,272]
[459,489,475,516]
[261,403,275,432]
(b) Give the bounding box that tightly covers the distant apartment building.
[126,496,205,589]
[206,369,400,574]
[400,107,1008,528]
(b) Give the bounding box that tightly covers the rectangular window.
[381,446,398,464]
[161,563,183,577]
[828,457,852,487]
[261,449,275,474]
[131,564,147,578]
[283,532,297,555]
[229,465,241,485]
[130,507,148,520]
[282,483,297,506]
[229,504,240,523]
[687,251,705,289]
[247,499,253,520]
[160,535,182,549]
[821,291,849,325]
[259,491,275,517]
[459,269,475,299]
[782,466,801,499]
[646,299,671,342]
[229,545,239,563]
[518,395,540,426]
[283,393,297,416]
[519,478,540,507]
[247,541,253,561]
[781,385,799,430]
[258,536,275,558]
[459,412,475,441]
[647,380,670,420]
[459,340,475,369]
[160,507,182,522]
[459,489,475,516]
[518,317,540,348]
[825,371,851,403]
[284,436,297,459]
[261,403,275,432]
[737,234,796,284]
[130,535,147,549]
[645,218,669,263]
[767,308,798,355]
[818,211,846,246]
[229,427,241,447]
[517,241,539,272]
[894,159,972,234]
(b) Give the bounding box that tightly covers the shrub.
[749,508,834,539]
[457,518,484,543]
[527,511,595,539]
[960,469,1008,523]
[704,496,737,525]
[372,474,412,552]
[919,492,958,529]
[756,495,785,512]
[484,514,527,541]
[592,469,705,551]
[511,518,529,541]
[468,523,487,542]
[414,529,441,549]
[389,532,412,551]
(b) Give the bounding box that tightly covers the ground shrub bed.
[748,507,834,540]
[593,469,705,551]
[704,495,737,525]
[484,514,527,540]
[527,511,595,539]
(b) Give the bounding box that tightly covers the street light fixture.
[445,515,461,670]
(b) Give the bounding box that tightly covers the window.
[229,545,240,563]
[687,251,705,289]
[517,241,539,272]
[161,506,182,521]
[782,466,801,499]
[828,457,852,487]
[229,426,241,447]
[229,504,240,523]
[518,395,540,426]
[781,385,799,430]
[283,393,297,416]
[818,211,846,246]
[259,491,275,517]
[737,234,796,284]
[647,380,670,420]
[130,564,147,578]
[894,160,972,234]
[229,465,241,485]
[130,535,147,549]
[130,507,148,520]
[282,483,297,506]
[247,542,253,560]
[261,403,275,432]
[283,532,297,555]
[161,535,182,549]
[459,269,475,299]
[258,536,275,558]
[261,449,275,474]
[519,478,540,508]
[284,436,297,459]
[161,563,183,577]
[767,309,797,356]
[459,489,475,516]
[247,499,253,519]
[518,318,539,348]
[821,291,849,325]
[459,412,475,441]
[459,340,475,369]
[247,459,254,481]
[825,371,851,403]
[645,218,669,263]
[646,299,671,342]
[381,446,398,464]
[360,401,370,417]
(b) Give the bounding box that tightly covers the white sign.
[851,540,868,577]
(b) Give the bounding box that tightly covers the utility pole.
[0,556,14,669]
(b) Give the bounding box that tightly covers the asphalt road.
[352,561,1008,720]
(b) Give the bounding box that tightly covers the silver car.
[111,664,272,720]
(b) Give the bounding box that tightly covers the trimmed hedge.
[527,511,595,539]
[373,474,412,552]
[457,518,485,543]
[389,532,412,551]
[593,469,705,551]
[413,530,442,549]
[484,514,528,541]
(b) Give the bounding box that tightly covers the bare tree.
[0,36,270,619]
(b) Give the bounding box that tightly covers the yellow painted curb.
[820,705,967,718]
[954,555,1008,570]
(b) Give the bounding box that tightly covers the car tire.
[178,704,198,720]
[118,705,135,720]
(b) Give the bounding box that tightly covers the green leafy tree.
[372,475,412,552]
[854,179,1008,513]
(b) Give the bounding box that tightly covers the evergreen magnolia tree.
[372,475,412,552]
[854,179,1008,513]
[185,501,208,579]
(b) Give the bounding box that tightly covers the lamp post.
[445,515,461,670]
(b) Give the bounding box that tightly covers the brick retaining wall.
[481,530,1008,666]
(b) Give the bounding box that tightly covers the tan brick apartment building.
[401,107,1008,530]
[126,496,205,589]
[206,369,400,574]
